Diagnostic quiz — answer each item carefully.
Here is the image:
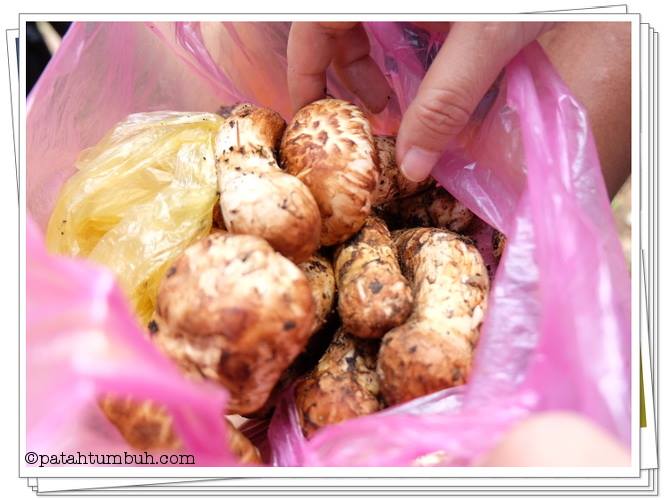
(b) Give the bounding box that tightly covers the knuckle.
[475,22,521,45]
[319,22,359,34]
[479,22,508,40]
[413,87,474,138]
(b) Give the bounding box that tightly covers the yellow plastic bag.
[47,112,224,325]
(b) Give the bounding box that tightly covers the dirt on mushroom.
[334,216,413,339]
[281,98,379,246]
[377,228,489,405]
[151,231,315,414]
[295,328,383,439]
[216,104,321,263]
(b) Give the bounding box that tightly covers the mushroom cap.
[217,103,286,152]
[371,135,434,206]
[218,163,321,263]
[98,395,261,463]
[492,230,507,260]
[295,328,381,438]
[298,253,336,333]
[334,216,413,339]
[155,231,315,414]
[375,187,473,233]
[98,396,181,451]
[378,323,473,406]
[215,104,322,263]
[281,99,378,246]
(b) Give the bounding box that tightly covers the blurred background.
[26,21,71,94]
[26,21,631,267]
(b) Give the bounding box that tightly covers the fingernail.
[400,147,441,182]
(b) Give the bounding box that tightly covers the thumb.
[397,22,550,181]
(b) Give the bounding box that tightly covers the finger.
[478,412,630,466]
[332,24,392,113]
[287,22,358,111]
[396,22,550,181]
[410,22,451,34]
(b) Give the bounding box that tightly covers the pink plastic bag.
[27,22,630,466]
[26,216,236,465]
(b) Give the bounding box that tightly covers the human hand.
[287,22,552,181]
[478,411,631,466]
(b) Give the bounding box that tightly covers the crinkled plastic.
[27,22,631,466]
[45,112,222,324]
[27,216,236,466]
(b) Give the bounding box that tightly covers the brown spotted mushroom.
[377,228,489,405]
[281,98,378,246]
[151,231,315,414]
[98,396,262,464]
[298,253,337,333]
[492,230,507,261]
[334,215,413,339]
[295,328,382,438]
[371,135,434,205]
[374,185,474,233]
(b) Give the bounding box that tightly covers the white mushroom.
[216,104,321,263]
